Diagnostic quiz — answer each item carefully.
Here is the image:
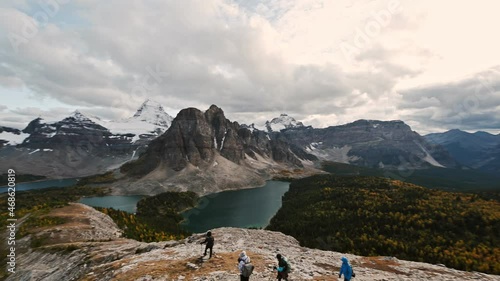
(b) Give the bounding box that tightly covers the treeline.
[0,173,46,186]
[76,171,117,186]
[0,185,109,226]
[96,191,198,242]
[266,175,500,274]
[321,161,500,195]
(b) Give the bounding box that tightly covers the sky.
[0,0,499,135]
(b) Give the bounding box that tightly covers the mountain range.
[1,100,497,194]
[425,129,500,173]
[0,100,173,178]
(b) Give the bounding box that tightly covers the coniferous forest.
[266,175,500,274]
[97,191,198,242]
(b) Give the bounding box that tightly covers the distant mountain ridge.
[425,129,500,173]
[131,99,174,127]
[273,119,458,169]
[0,100,174,178]
[265,113,305,132]
[0,104,486,194]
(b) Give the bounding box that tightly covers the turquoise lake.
[0,178,78,192]
[3,178,290,232]
[79,195,145,213]
[180,180,290,233]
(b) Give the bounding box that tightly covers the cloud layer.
[0,0,499,134]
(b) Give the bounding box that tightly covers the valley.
[1,102,500,280]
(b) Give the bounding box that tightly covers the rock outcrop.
[8,204,500,281]
[117,105,316,195]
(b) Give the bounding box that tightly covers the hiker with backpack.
[238,251,254,280]
[274,254,291,281]
[200,231,214,258]
[339,256,355,281]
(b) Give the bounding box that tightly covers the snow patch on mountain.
[415,142,445,168]
[89,100,173,139]
[0,131,30,145]
[132,99,173,127]
[265,113,304,132]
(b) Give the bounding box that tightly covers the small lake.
[0,178,79,193]
[79,195,145,213]
[1,177,290,232]
[181,180,290,233]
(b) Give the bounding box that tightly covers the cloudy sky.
[1,0,499,135]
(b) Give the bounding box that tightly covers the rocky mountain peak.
[265,113,305,132]
[132,99,173,128]
[65,110,93,123]
[119,105,313,193]
[22,117,44,134]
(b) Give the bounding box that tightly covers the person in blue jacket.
[339,256,353,281]
[274,254,289,280]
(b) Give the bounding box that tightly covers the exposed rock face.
[118,105,315,195]
[0,112,146,178]
[279,119,458,169]
[265,113,305,132]
[9,206,500,281]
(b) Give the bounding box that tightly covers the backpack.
[349,264,355,278]
[284,257,292,273]
[242,262,254,277]
[207,236,214,246]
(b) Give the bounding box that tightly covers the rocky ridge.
[115,105,318,195]
[0,100,173,178]
[8,203,500,281]
[277,119,458,169]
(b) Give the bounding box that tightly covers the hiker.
[238,251,253,281]
[339,256,355,281]
[274,254,290,281]
[200,231,214,258]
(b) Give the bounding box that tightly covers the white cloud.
[0,0,499,134]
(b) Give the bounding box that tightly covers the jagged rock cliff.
[8,203,499,281]
[116,105,317,195]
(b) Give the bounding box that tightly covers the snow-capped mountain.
[265,113,305,132]
[132,99,173,127]
[89,99,173,139]
[0,100,174,178]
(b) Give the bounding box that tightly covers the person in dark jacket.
[274,254,289,281]
[200,231,214,258]
[339,256,353,281]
